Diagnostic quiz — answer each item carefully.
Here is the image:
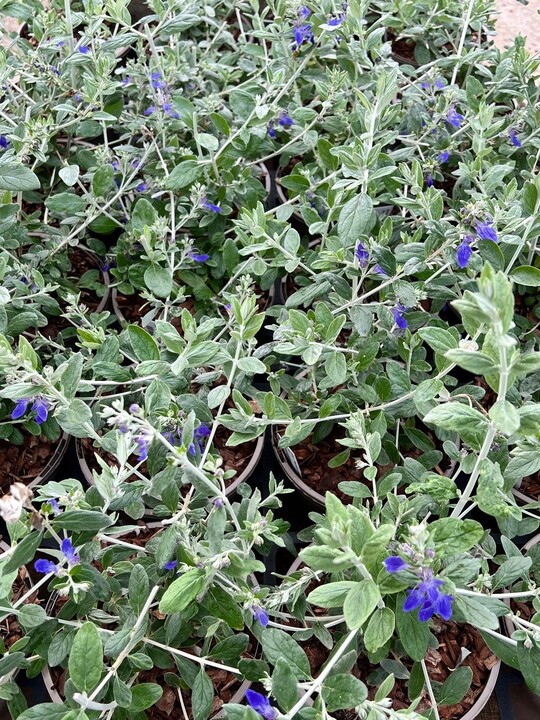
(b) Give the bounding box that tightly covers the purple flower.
[355,242,369,268]
[0,135,7,150]
[476,220,498,243]
[391,303,408,331]
[56,40,66,48]
[437,150,449,164]
[189,251,210,262]
[12,399,30,420]
[163,560,178,570]
[371,264,388,277]
[420,80,430,91]
[131,158,143,170]
[293,22,314,48]
[34,559,58,575]
[162,102,180,119]
[129,404,141,414]
[267,121,276,138]
[425,173,433,187]
[447,107,464,129]
[78,45,90,54]
[135,182,149,193]
[134,429,153,461]
[121,76,132,86]
[251,605,269,627]
[277,111,293,128]
[46,499,60,514]
[246,691,277,720]
[32,398,48,425]
[214,497,224,508]
[298,6,311,19]
[144,105,157,116]
[327,13,345,26]
[201,198,222,213]
[110,159,120,172]
[403,570,453,622]
[383,556,408,573]
[509,128,522,148]
[434,78,445,90]
[61,538,80,565]
[150,71,166,90]
[456,237,473,268]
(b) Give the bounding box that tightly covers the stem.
[283,629,358,719]
[421,659,441,720]
[450,0,476,86]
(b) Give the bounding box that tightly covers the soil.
[1,567,37,652]
[510,598,534,623]
[515,472,540,501]
[80,425,258,489]
[301,621,497,720]
[0,430,63,490]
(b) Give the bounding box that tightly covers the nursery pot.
[503,530,540,638]
[76,430,264,508]
[286,555,500,720]
[0,431,70,495]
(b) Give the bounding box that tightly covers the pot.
[0,431,70,495]
[76,430,265,509]
[503,531,540,638]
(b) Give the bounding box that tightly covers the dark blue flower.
[150,71,166,90]
[32,398,48,425]
[201,198,222,213]
[434,78,445,90]
[61,538,80,565]
[298,6,311,19]
[162,102,180,119]
[251,605,269,627]
[46,499,60,514]
[131,158,143,170]
[163,560,178,570]
[34,559,58,575]
[110,159,120,172]
[476,220,498,243]
[456,237,473,269]
[327,13,345,26]
[355,242,369,268]
[267,121,276,138]
[246,691,277,720]
[134,429,153,461]
[12,399,30,420]
[509,128,522,148]
[135,182,149,193]
[122,76,132,86]
[277,111,293,128]
[425,173,433,187]
[446,107,464,129]
[371,264,388,277]
[437,150,449,164]
[420,80,430,91]
[391,303,408,330]
[383,556,408,573]
[0,135,7,150]
[78,45,90,54]
[403,570,453,622]
[144,105,157,116]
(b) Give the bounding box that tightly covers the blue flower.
[456,237,473,268]
[12,397,49,424]
[163,560,178,570]
[34,559,59,575]
[144,105,157,116]
[277,111,293,128]
[251,605,269,627]
[446,107,464,129]
[131,158,143,170]
[201,198,222,213]
[162,102,180,119]
[0,135,7,150]
[267,121,276,138]
[246,691,277,720]
[437,150,449,163]
[509,128,522,148]
[135,182,149,193]
[121,76,132,86]
[327,12,346,26]
[476,220,498,243]
[61,538,80,565]
[371,264,388,277]
[45,498,60,514]
[134,429,153,461]
[403,570,453,622]
[78,45,90,54]
[150,71,166,90]
[425,173,433,187]
[129,404,141,414]
[298,6,311,19]
[391,303,408,330]
[189,251,210,262]
[383,556,408,573]
[434,78,445,90]
[110,159,120,172]
[355,242,369,268]
[12,399,30,420]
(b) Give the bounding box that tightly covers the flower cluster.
[12,396,50,424]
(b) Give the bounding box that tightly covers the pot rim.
[76,429,264,508]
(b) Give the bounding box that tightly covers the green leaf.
[489,400,520,435]
[144,264,172,298]
[17,705,74,720]
[3,531,43,574]
[480,631,519,670]
[324,352,347,385]
[18,605,48,630]
[68,621,103,693]
[307,581,356,608]
[272,657,298,712]
[492,557,532,591]
[511,265,540,287]
[56,399,93,438]
[45,193,86,215]
[0,163,40,191]
[395,600,430,661]
[60,353,84,401]
[53,510,112,533]
[128,325,160,361]
[261,629,311,679]
[165,160,202,189]
[428,518,483,554]
[363,607,395,653]
[337,193,373,245]
[423,403,489,451]
[192,668,214,720]
[321,674,368,712]
[417,327,458,355]
[237,357,266,374]
[129,683,163,711]
[435,666,473,706]
[452,596,499,630]
[343,580,381,630]
[92,164,115,196]
[517,640,540,694]
[113,676,133,708]
[59,165,80,186]
[129,565,150,615]
[159,568,207,614]
[444,349,498,375]
[205,587,244,631]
